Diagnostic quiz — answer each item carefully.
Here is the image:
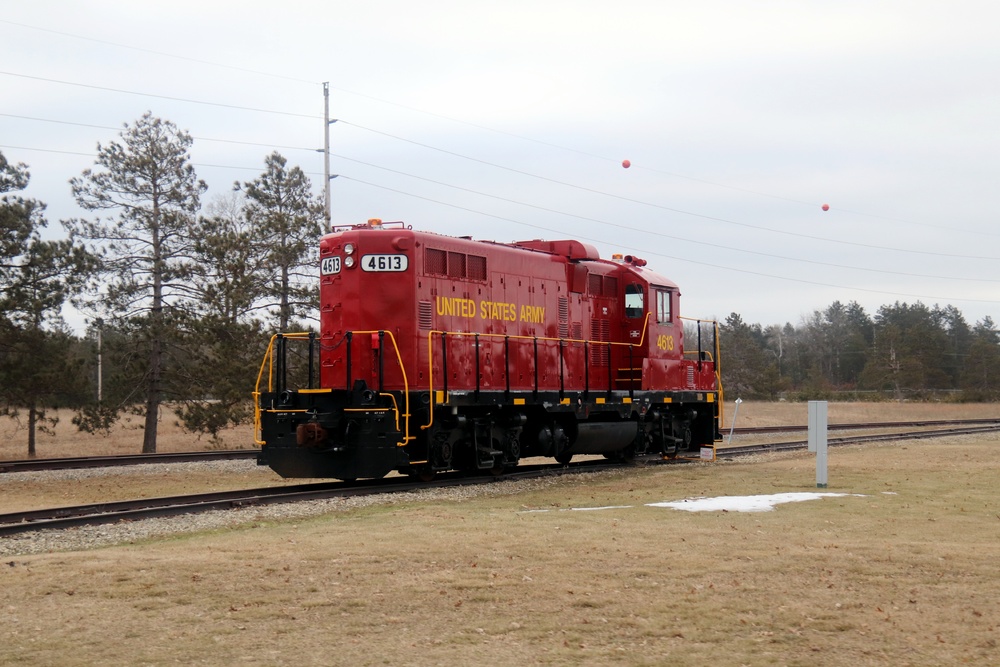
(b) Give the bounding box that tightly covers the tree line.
[1,113,322,457]
[2,113,998,458]
[717,301,1000,401]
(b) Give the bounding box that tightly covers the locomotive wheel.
[555,452,573,465]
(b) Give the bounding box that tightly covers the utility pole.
[96,319,103,403]
[322,82,331,229]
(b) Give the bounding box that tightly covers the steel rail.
[718,424,1000,459]
[0,449,259,474]
[0,460,604,537]
[730,418,1000,435]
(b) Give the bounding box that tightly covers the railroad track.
[0,449,259,473]
[719,423,1000,458]
[3,418,998,474]
[2,423,998,537]
[730,417,1000,435]
[0,461,582,537]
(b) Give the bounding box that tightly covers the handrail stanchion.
[345,331,353,391]
[474,333,480,402]
[606,343,612,399]
[504,335,511,401]
[629,343,635,401]
[559,339,565,400]
[378,330,385,392]
[697,320,703,372]
[533,337,539,400]
[307,332,316,389]
[441,332,448,400]
[276,334,285,395]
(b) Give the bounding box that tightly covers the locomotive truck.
[254,219,722,480]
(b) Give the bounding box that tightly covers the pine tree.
[68,113,206,453]
[0,152,97,456]
[237,152,323,331]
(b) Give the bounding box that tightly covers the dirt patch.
[2,434,999,666]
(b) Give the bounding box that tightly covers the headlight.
[344,243,355,255]
[344,256,355,268]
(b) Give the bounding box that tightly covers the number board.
[320,256,341,275]
[361,254,408,272]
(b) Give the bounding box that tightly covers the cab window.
[624,284,644,319]
[656,289,672,324]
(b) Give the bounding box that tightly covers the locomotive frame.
[254,220,723,480]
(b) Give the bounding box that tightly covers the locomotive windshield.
[624,283,645,318]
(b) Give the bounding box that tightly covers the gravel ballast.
[0,460,575,557]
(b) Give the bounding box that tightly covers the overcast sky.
[2,1,998,331]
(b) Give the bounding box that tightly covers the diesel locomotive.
[254,219,722,480]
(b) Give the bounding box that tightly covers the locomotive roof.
[325,222,679,290]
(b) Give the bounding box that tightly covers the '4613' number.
[361,254,408,272]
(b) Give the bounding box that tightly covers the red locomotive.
[254,219,722,480]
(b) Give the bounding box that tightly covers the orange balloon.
[822,203,830,211]
[622,159,631,169]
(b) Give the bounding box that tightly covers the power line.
[339,120,1000,261]
[5,18,994,240]
[0,112,317,154]
[5,111,1000,276]
[328,152,1000,284]
[0,71,320,119]
[4,66,994,251]
[0,19,319,86]
[339,175,1000,307]
[3,141,995,307]
[3,66,996,278]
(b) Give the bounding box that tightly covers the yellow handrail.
[253,330,414,448]
[253,332,313,445]
[422,313,652,431]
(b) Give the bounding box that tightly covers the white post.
[727,397,743,445]
[808,400,828,488]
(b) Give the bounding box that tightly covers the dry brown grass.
[0,406,255,461]
[3,434,1000,666]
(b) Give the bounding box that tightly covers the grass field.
[2,426,1000,665]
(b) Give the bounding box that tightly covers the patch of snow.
[647,492,866,513]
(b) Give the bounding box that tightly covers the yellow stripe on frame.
[513,398,526,405]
